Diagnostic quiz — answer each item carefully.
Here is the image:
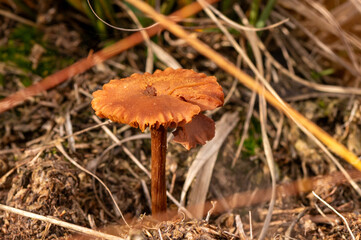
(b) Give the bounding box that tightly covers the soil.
[1,1,361,239]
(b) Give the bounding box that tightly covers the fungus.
[91,68,224,217]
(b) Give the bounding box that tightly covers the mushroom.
[91,68,224,217]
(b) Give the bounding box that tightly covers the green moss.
[20,75,32,87]
[318,99,326,109]
[240,117,262,156]
[0,24,75,85]
[311,68,335,80]
[0,74,4,86]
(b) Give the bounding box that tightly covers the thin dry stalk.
[253,42,276,240]
[0,9,38,27]
[0,204,125,240]
[284,209,307,240]
[233,7,277,237]
[249,211,253,239]
[114,0,154,73]
[232,89,257,167]
[55,143,130,227]
[235,215,248,240]
[65,111,76,153]
[312,191,356,240]
[205,201,216,222]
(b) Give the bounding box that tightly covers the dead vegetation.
[0,0,361,239]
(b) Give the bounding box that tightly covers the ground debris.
[153,219,237,240]
[1,0,361,239]
[0,155,84,239]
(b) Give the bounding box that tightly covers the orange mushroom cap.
[91,68,224,148]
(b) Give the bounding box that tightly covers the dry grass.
[0,0,361,239]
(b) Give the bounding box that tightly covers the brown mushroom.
[91,68,224,217]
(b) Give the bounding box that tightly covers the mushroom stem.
[150,125,167,217]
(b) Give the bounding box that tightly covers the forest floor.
[0,1,361,239]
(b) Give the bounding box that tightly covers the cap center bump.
[144,85,157,96]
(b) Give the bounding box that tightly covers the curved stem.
[151,126,167,217]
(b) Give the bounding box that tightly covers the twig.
[158,229,164,240]
[0,204,125,240]
[314,203,335,226]
[249,211,253,240]
[284,209,307,240]
[205,201,216,222]
[0,9,38,27]
[272,112,284,150]
[235,215,248,240]
[65,111,76,153]
[312,191,356,240]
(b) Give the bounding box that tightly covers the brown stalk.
[0,0,220,114]
[150,126,167,217]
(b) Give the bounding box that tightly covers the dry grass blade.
[125,0,361,173]
[185,112,239,219]
[149,42,182,69]
[258,92,276,240]
[232,89,256,167]
[0,204,125,240]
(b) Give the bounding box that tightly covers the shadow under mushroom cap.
[91,68,224,148]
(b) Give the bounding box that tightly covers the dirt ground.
[1,1,361,239]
